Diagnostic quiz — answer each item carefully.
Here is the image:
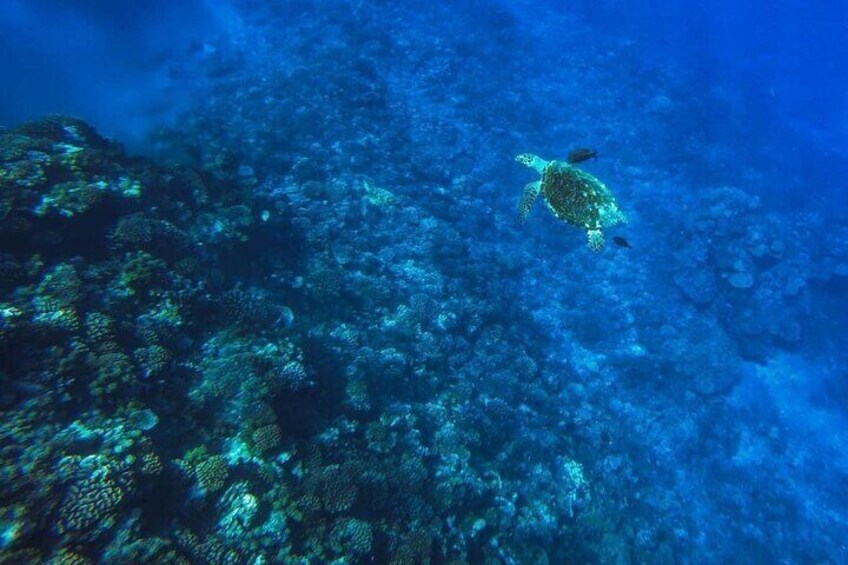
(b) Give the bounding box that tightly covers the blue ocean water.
[0,1,846,563]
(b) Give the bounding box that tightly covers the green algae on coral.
[362,179,398,207]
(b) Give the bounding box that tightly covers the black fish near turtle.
[612,236,632,248]
[567,148,597,164]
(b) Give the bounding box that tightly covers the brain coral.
[329,517,373,557]
[56,474,124,539]
[195,456,229,494]
[250,423,282,454]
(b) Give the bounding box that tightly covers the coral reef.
[0,108,593,562]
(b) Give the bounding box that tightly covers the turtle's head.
[515,153,535,167]
[515,153,548,173]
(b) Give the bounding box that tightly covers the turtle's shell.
[541,160,624,230]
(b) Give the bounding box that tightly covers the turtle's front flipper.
[518,181,541,224]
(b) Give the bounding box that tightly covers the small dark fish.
[612,236,632,249]
[567,148,597,164]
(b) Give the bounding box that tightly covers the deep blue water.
[1,1,846,563]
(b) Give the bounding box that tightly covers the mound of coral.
[0,115,594,563]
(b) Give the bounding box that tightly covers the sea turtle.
[516,152,626,252]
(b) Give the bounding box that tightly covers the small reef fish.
[612,236,632,248]
[567,148,597,164]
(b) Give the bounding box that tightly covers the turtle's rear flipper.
[518,181,541,224]
[587,229,605,252]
